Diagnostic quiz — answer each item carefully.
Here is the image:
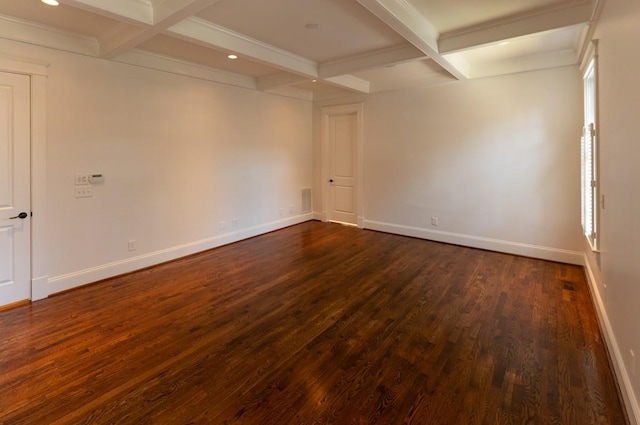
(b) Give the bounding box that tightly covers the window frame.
[581,42,599,251]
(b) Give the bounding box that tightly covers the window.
[581,48,598,250]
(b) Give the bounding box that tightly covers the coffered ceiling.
[0,0,602,99]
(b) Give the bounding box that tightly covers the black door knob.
[9,212,28,220]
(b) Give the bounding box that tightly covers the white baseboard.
[31,275,48,301]
[364,220,584,265]
[47,214,313,295]
[583,255,639,425]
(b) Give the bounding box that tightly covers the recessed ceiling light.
[311,79,317,83]
[41,0,59,5]
[227,54,238,60]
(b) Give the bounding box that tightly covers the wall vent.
[301,187,312,213]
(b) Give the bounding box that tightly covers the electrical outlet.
[232,218,239,227]
[289,205,294,214]
[431,217,439,226]
[219,221,227,230]
[279,208,284,217]
[75,174,89,185]
[128,240,136,252]
[74,186,92,198]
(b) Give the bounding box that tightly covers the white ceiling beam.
[58,0,153,25]
[257,72,371,94]
[256,73,309,91]
[355,0,468,80]
[470,49,578,79]
[438,1,595,54]
[265,86,314,102]
[99,0,222,59]
[319,44,426,78]
[115,49,257,89]
[105,48,316,101]
[168,17,319,78]
[0,15,98,56]
[324,75,370,93]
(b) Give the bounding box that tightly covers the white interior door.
[0,72,31,307]
[322,104,363,226]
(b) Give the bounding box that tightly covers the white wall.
[315,66,583,263]
[0,38,312,294]
[586,0,640,421]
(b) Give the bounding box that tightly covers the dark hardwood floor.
[0,221,627,424]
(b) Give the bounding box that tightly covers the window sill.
[586,237,600,253]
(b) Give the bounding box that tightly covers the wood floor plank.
[0,221,628,424]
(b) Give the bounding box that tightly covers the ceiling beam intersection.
[99,0,223,59]
[355,0,469,80]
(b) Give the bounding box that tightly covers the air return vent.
[301,187,312,213]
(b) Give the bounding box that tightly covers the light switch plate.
[75,174,89,185]
[75,186,92,198]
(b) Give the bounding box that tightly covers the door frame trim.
[320,103,364,228]
[0,54,48,301]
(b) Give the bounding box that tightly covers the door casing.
[0,55,48,303]
[0,71,31,306]
[320,103,364,227]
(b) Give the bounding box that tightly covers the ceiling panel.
[196,0,408,63]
